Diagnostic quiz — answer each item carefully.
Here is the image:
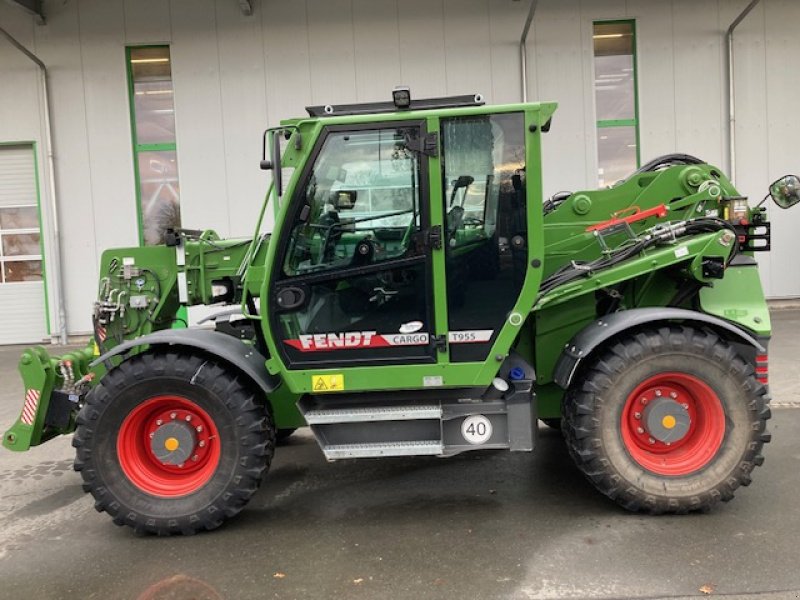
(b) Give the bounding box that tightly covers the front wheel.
[563,326,771,514]
[73,351,275,535]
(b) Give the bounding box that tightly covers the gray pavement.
[0,311,799,600]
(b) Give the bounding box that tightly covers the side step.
[305,405,441,424]
[323,441,444,459]
[298,369,537,460]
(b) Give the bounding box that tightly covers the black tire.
[73,351,275,535]
[540,418,562,431]
[563,326,771,514]
[276,428,297,444]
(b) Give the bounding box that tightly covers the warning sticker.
[311,374,345,393]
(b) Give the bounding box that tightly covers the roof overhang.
[4,0,45,24]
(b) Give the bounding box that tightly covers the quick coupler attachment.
[3,345,94,452]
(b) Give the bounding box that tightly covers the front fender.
[553,307,767,389]
[91,328,279,397]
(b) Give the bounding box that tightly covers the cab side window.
[440,112,528,362]
[284,128,421,276]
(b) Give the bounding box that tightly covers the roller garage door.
[0,144,47,344]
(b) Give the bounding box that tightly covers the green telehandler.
[3,91,798,534]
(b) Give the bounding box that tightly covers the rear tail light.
[755,354,768,385]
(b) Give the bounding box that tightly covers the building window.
[126,46,181,245]
[0,206,42,283]
[593,21,639,187]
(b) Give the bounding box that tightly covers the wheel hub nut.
[642,396,691,444]
[150,420,196,465]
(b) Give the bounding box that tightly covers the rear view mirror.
[769,175,800,209]
[330,190,357,210]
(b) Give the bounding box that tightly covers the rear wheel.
[563,326,770,513]
[73,351,274,534]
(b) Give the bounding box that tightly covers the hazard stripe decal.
[20,389,41,426]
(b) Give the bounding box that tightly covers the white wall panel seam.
[670,0,678,150]
[762,0,775,296]
[212,0,233,234]
[303,1,315,102]
[395,0,404,84]
[258,0,271,129]
[349,0,359,100]
[580,2,596,190]
[484,0,495,104]
[75,0,100,271]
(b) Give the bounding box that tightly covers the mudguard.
[552,307,766,389]
[91,328,279,396]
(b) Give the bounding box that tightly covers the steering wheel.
[447,205,465,237]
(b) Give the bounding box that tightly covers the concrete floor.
[0,311,799,600]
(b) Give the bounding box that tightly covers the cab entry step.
[323,440,444,459]
[298,379,535,460]
[304,405,442,424]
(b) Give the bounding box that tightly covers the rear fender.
[552,307,767,389]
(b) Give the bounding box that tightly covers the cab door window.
[283,128,421,276]
[273,125,435,367]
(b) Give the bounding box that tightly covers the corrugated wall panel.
[763,0,800,298]
[533,0,590,198]
[78,0,140,255]
[306,0,357,105]
[34,0,98,334]
[352,0,402,103]
[123,0,172,44]
[443,0,494,99]
[720,0,772,293]
[262,0,313,127]
[627,0,677,162]
[397,0,447,98]
[487,0,528,105]
[169,0,231,237]
[215,0,270,238]
[671,0,726,168]
[2,0,799,344]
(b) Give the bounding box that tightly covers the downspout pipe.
[0,26,68,345]
[519,0,539,103]
[725,0,761,184]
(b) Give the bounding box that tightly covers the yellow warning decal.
[311,374,344,393]
[93,342,100,357]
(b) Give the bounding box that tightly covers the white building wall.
[0,0,798,336]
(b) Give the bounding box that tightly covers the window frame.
[277,122,431,283]
[125,45,179,246]
[0,142,48,316]
[593,19,641,181]
[269,120,438,370]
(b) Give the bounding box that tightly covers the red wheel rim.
[620,372,725,476]
[117,395,220,497]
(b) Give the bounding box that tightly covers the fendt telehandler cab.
[4,91,799,535]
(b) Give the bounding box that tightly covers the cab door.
[438,112,530,363]
[269,122,438,369]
